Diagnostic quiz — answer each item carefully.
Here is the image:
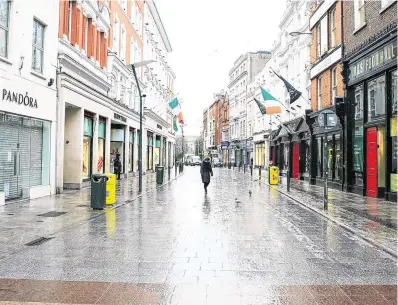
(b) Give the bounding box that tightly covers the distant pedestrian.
[200,156,213,194]
[114,154,122,180]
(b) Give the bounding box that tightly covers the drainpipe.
[55,56,62,194]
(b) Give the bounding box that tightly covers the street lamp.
[289,31,312,37]
[129,60,157,193]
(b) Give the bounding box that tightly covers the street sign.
[318,110,338,129]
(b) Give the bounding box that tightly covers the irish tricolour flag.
[254,87,282,115]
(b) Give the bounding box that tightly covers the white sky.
[156,0,287,136]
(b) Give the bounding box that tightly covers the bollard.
[287,169,291,192]
[243,164,246,173]
[168,166,171,180]
[259,167,261,180]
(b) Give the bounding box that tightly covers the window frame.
[354,0,366,29]
[330,7,336,48]
[0,0,10,58]
[32,18,45,74]
[317,76,322,110]
[332,67,337,103]
[317,23,321,57]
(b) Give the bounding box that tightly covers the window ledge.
[0,56,12,65]
[380,1,396,14]
[31,70,46,80]
[353,23,367,35]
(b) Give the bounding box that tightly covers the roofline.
[146,0,173,52]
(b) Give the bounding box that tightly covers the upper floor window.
[0,0,10,58]
[121,26,126,61]
[354,0,365,29]
[32,19,45,74]
[113,17,120,54]
[332,67,337,103]
[317,76,322,110]
[67,1,73,41]
[316,23,321,57]
[330,7,336,48]
[319,16,328,56]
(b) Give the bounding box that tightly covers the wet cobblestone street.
[0,167,396,304]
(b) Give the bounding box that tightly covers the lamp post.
[129,60,157,192]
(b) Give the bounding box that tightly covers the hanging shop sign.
[349,42,397,84]
[114,113,127,123]
[1,89,38,108]
[221,141,230,149]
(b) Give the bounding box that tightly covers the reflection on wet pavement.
[0,167,396,304]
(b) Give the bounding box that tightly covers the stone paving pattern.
[259,173,397,256]
[0,168,180,260]
[0,167,396,304]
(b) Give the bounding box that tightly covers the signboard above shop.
[348,42,396,84]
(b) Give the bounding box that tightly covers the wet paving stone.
[0,168,396,304]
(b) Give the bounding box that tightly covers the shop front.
[110,124,126,175]
[147,132,154,171]
[308,108,343,189]
[254,142,265,168]
[345,34,397,200]
[128,128,135,173]
[0,76,56,203]
[221,141,229,166]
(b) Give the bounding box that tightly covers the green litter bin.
[156,166,164,184]
[91,174,108,210]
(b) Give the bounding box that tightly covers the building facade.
[207,99,219,159]
[0,0,59,204]
[342,0,397,201]
[218,92,230,166]
[56,0,175,192]
[228,51,271,167]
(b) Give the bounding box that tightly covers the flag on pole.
[173,116,178,132]
[270,68,301,104]
[169,97,181,116]
[178,112,184,124]
[254,98,282,115]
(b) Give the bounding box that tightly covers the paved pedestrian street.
[0,167,396,305]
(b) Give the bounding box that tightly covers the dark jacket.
[113,158,121,173]
[200,160,213,183]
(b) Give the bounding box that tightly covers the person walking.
[113,154,122,180]
[200,156,213,194]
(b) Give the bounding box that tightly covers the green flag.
[261,87,278,102]
[173,116,178,132]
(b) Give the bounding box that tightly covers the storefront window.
[390,70,397,192]
[317,137,323,178]
[147,134,153,170]
[327,135,333,174]
[97,121,105,173]
[129,130,134,172]
[82,117,93,179]
[155,138,160,166]
[335,135,341,181]
[353,84,364,186]
[303,140,310,177]
[367,75,386,122]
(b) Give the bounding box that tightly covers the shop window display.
[390,70,397,192]
[367,75,386,122]
[82,117,93,179]
[353,85,364,186]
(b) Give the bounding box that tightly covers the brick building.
[305,0,345,189]
[342,0,397,201]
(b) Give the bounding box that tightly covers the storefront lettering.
[349,43,397,82]
[114,113,127,123]
[1,90,38,108]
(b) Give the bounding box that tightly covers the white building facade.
[248,1,312,169]
[228,51,271,166]
[0,0,59,203]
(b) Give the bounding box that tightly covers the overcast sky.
[156,0,287,136]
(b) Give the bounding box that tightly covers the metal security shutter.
[29,122,43,187]
[19,119,32,194]
[0,114,20,199]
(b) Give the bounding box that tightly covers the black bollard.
[244,163,246,173]
[259,167,261,180]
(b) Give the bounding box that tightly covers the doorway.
[292,142,299,179]
[366,128,378,197]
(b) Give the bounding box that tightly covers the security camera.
[48,78,54,87]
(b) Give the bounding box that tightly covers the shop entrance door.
[366,128,378,197]
[292,143,299,179]
[0,117,22,200]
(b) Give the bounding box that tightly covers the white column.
[92,114,99,174]
[105,117,111,173]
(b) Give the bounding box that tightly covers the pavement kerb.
[263,182,397,259]
[0,170,186,263]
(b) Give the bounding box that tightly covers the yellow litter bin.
[105,173,116,205]
[269,166,279,185]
